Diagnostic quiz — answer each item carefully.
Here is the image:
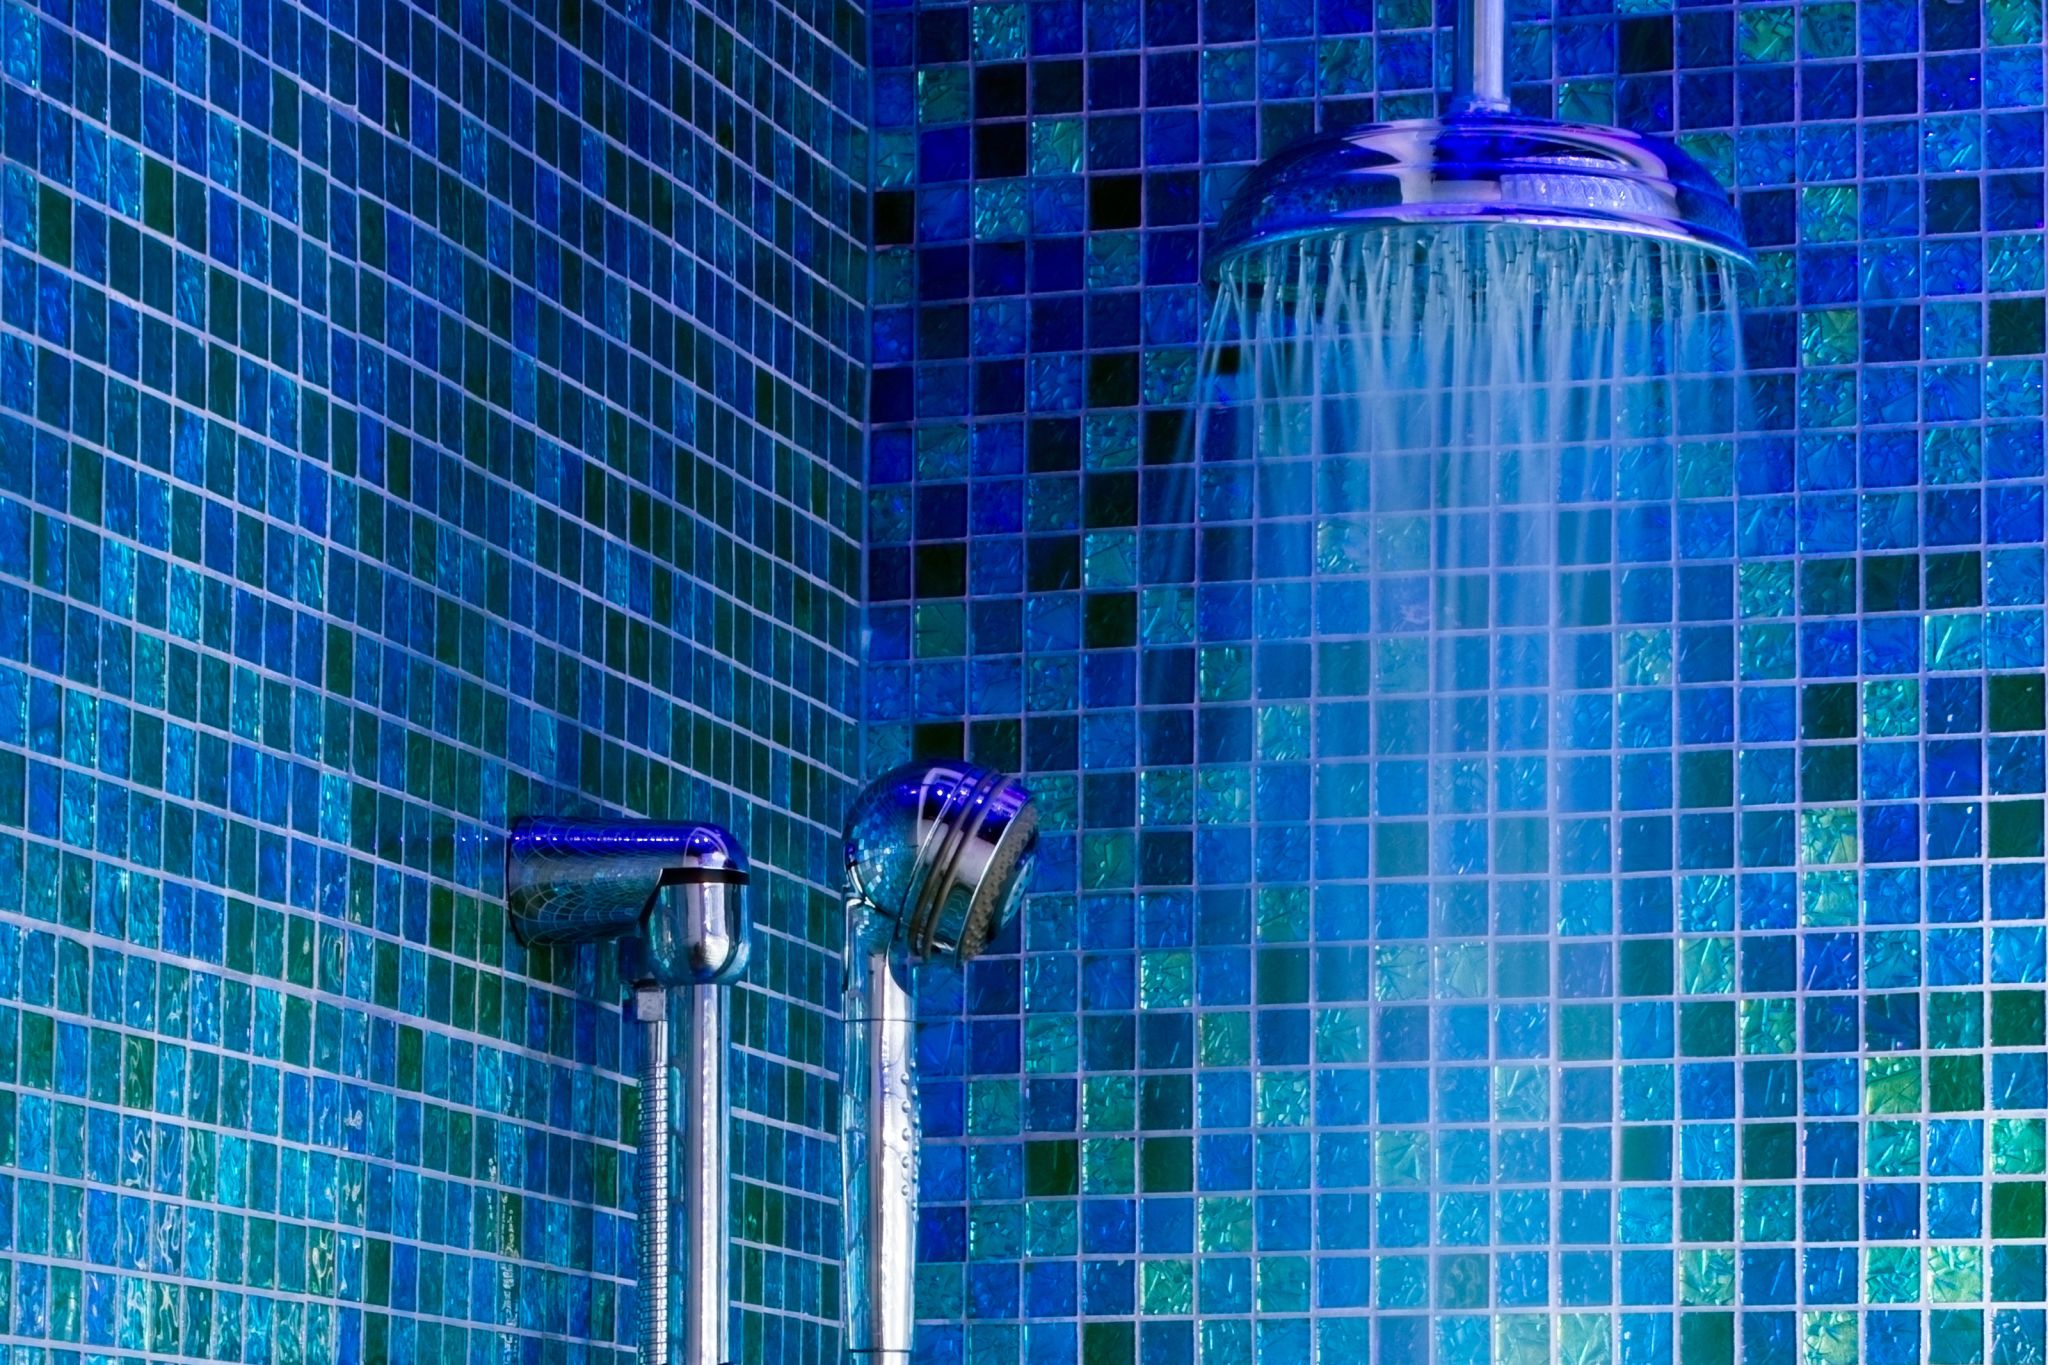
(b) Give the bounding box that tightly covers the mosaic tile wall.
[867,1,2048,1363]
[0,0,867,1353]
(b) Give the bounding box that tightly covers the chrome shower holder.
[506,819,750,1365]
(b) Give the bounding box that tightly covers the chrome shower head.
[1209,0,1750,278]
[1211,112,1752,278]
[843,760,1039,964]
[840,761,1037,1362]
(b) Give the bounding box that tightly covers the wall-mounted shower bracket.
[507,819,750,1365]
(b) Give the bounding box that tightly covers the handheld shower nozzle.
[844,761,1039,964]
[841,762,1039,1360]
[506,818,750,1365]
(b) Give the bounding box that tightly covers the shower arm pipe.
[1450,0,1510,115]
[842,896,919,1361]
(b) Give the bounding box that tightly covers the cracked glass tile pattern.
[0,0,867,1355]
[872,0,2048,1363]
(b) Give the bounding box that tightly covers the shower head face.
[1211,112,1753,279]
[506,818,750,986]
[845,762,1039,964]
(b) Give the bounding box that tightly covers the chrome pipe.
[679,979,730,1365]
[1451,0,1509,114]
[635,978,733,1365]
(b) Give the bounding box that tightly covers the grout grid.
[0,0,868,1355]
[874,1,2048,1362]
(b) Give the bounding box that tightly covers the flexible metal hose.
[636,991,671,1364]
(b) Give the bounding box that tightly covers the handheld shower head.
[505,818,750,1365]
[840,762,1038,1360]
[844,761,1039,963]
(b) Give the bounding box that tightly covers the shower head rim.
[905,765,1004,960]
[931,776,1039,963]
[1215,204,1751,269]
[843,760,1040,966]
[957,795,1038,961]
[1209,111,1754,278]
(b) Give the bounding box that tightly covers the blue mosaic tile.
[876,1,2048,1363]
[0,0,866,1354]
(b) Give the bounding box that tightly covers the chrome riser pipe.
[680,983,730,1365]
[843,912,917,1360]
[504,822,746,1365]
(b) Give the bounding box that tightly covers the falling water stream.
[1155,223,1748,1359]
[1187,225,1746,874]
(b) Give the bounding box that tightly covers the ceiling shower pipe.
[1451,0,1510,115]
[506,819,750,1365]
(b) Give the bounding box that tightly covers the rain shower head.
[843,760,1039,964]
[1212,115,1752,275]
[1210,0,1751,276]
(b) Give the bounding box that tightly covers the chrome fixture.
[507,819,750,1365]
[1210,0,1751,276]
[841,763,1039,1360]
